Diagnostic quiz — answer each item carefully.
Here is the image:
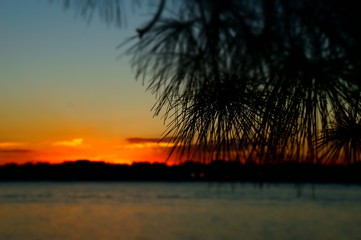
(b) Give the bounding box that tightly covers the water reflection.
[0,182,360,240]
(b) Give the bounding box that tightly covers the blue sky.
[0,0,171,164]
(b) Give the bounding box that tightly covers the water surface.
[0,182,360,240]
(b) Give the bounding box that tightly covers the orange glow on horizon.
[0,137,176,166]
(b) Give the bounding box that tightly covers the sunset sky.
[0,0,174,165]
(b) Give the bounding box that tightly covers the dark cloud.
[126,137,175,144]
[0,149,32,154]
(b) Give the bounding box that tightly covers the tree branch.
[137,0,166,38]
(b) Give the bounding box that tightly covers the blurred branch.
[137,0,166,38]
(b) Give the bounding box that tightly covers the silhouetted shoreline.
[0,160,360,184]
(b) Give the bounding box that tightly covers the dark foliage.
[1,160,361,183]
[58,0,361,164]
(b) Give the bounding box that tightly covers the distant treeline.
[0,160,360,183]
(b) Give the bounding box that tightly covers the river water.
[0,182,360,240]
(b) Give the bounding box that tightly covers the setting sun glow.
[0,1,172,166]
